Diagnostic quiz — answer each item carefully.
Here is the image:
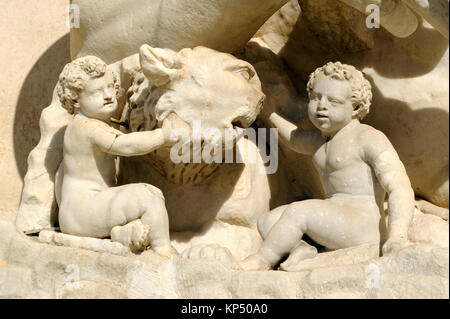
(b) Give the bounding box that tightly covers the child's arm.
[106,129,168,156]
[90,116,181,157]
[269,112,323,156]
[363,129,415,250]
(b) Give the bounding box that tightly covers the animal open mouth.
[231,96,264,129]
[231,118,246,130]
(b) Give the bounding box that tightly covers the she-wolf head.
[125,44,266,139]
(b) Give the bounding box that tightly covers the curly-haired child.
[242,62,415,271]
[56,56,180,256]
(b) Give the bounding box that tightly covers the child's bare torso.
[312,120,384,203]
[62,115,118,194]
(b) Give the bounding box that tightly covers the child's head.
[306,62,372,135]
[57,56,121,120]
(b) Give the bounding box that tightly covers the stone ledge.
[0,217,448,298]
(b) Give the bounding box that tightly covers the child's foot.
[240,254,272,271]
[111,220,151,252]
[279,241,318,271]
[153,245,179,258]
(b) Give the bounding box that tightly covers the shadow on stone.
[13,33,71,179]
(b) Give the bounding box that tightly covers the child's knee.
[258,207,285,239]
[258,212,271,239]
[140,183,165,201]
[283,205,308,229]
[106,210,129,230]
[283,204,299,219]
[127,183,164,202]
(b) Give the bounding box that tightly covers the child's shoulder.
[356,123,394,157]
[71,116,111,131]
[356,123,389,143]
[69,116,118,140]
[68,116,121,149]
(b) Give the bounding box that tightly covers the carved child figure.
[55,56,179,256]
[242,62,415,271]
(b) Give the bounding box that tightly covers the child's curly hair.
[306,62,372,120]
[56,56,121,114]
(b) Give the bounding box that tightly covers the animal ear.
[139,44,180,87]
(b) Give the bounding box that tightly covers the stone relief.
[241,62,415,271]
[118,45,273,262]
[54,55,180,257]
[3,0,448,299]
[254,0,449,209]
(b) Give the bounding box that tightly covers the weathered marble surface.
[0,0,69,223]
[70,0,448,65]
[241,62,415,271]
[70,0,290,63]
[0,215,447,298]
[2,0,449,299]
[252,0,449,208]
[16,44,287,262]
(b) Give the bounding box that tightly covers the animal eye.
[236,67,254,80]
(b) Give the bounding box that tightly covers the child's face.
[308,73,354,136]
[77,69,118,121]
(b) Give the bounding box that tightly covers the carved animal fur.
[118,45,281,261]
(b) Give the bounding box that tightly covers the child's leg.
[242,198,380,270]
[279,240,318,271]
[111,219,151,252]
[252,205,318,270]
[89,183,175,256]
[256,201,317,268]
[241,200,321,270]
[258,205,288,239]
[139,184,178,257]
[113,184,176,256]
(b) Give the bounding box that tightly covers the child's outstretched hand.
[161,112,191,145]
